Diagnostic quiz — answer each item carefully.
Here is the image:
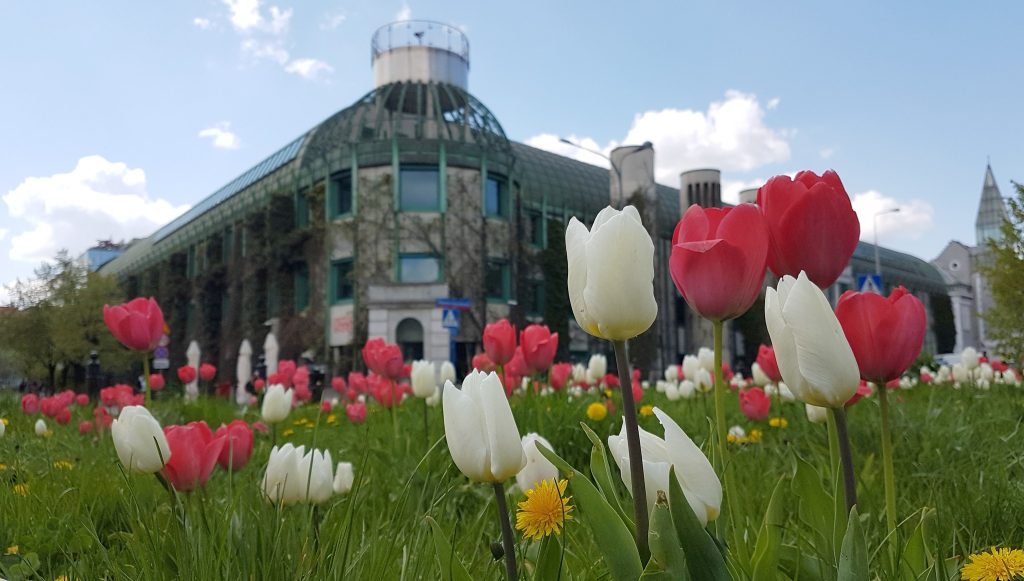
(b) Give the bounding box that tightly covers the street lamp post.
[559,138,652,208]
[873,207,901,283]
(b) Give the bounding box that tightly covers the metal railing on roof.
[371,20,469,62]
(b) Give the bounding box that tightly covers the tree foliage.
[981,182,1024,363]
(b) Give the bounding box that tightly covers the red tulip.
[78,421,94,435]
[757,170,860,289]
[321,400,333,413]
[161,422,226,491]
[55,407,72,425]
[505,347,530,381]
[483,319,517,365]
[277,360,297,384]
[836,286,926,383]
[603,373,619,388]
[331,376,346,392]
[362,338,404,379]
[739,388,771,421]
[520,324,558,375]
[348,372,367,393]
[756,345,782,383]
[199,363,217,382]
[177,365,197,384]
[992,360,1009,373]
[294,384,312,403]
[550,363,572,390]
[346,402,367,424]
[845,380,874,407]
[214,420,254,471]
[93,406,112,430]
[471,351,496,373]
[149,374,165,391]
[75,394,89,407]
[251,421,269,433]
[21,394,39,415]
[253,378,265,392]
[632,380,643,403]
[103,297,165,352]
[670,204,769,321]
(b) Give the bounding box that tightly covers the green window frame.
[486,259,510,301]
[398,254,442,283]
[399,165,440,211]
[331,170,353,216]
[294,263,310,311]
[330,259,355,303]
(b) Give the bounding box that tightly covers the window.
[331,260,354,303]
[396,318,425,361]
[526,209,544,247]
[486,260,510,300]
[527,279,544,316]
[294,263,310,311]
[399,165,440,211]
[295,188,310,228]
[222,227,233,263]
[267,282,279,318]
[485,175,508,217]
[399,254,441,283]
[331,171,353,216]
[186,246,196,278]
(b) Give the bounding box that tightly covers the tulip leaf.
[536,443,643,581]
[424,516,473,581]
[838,506,868,581]
[750,477,786,581]
[640,491,688,580]
[778,544,832,579]
[535,532,565,581]
[791,457,837,563]
[580,422,635,534]
[901,508,936,579]
[667,467,731,581]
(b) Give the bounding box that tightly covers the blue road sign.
[441,308,461,331]
[857,274,883,294]
[436,297,472,310]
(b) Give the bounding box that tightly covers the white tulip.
[728,425,746,439]
[952,364,969,384]
[588,354,608,382]
[729,374,746,389]
[566,205,657,341]
[262,444,334,505]
[765,383,778,397]
[752,363,771,386]
[442,370,526,483]
[937,365,952,383]
[261,384,293,424]
[778,382,796,402]
[977,363,994,382]
[961,347,980,370]
[1005,369,1020,384]
[411,360,437,398]
[607,407,721,526]
[111,406,171,474]
[679,380,696,399]
[805,404,828,424]
[516,433,559,493]
[440,361,457,385]
[899,376,914,390]
[694,368,714,393]
[655,380,668,393]
[426,386,441,407]
[572,364,587,383]
[681,355,700,383]
[977,379,991,391]
[35,418,47,436]
[764,272,860,408]
[698,348,715,372]
[665,365,679,383]
[333,462,354,495]
[665,382,680,401]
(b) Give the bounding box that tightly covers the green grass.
[1,382,1022,580]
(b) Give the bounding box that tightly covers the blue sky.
[1,1,1020,296]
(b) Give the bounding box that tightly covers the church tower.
[975,163,1007,245]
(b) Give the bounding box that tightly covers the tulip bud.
[261,384,292,424]
[961,347,980,370]
[679,380,696,399]
[410,360,437,398]
[805,404,828,424]
[765,272,860,408]
[515,433,559,493]
[442,371,526,483]
[440,361,457,385]
[664,381,681,401]
[751,363,770,386]
[262,444,334,505]
[566,205,657,341]
[111,406,171,474]
[35,418,47,436]
[681,355,699,382]
[425,387,441,407]
[664,365,679,383]
[588,355,608,382]
[333,462,354,495]
[728,425,746,439]
[697,348,715,372]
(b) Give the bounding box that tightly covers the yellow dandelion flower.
[749,429,763,443]
[639,405,654,417]
[768,417,789,429]
[54,576,69,581]
[961,547,1024,581]
[292,419,305,426]
[326,414,337,424]
[603,389,613,398]
[515,479,574,541]
[53,460,74,471]
[5,545,17,555]
[586,402,607,421]
[13,483,29,496]
[282,428,295,437]
[0,463,8,471]
[727,433,740,444]
[1,417,8,425]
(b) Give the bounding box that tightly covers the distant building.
[78,241,125,272]
[932,164,1007,354]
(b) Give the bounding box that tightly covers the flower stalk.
[492,482,518,581]
[829,407,857,512]
[712,321,730,471]
[611,339,649,561]
[878,386,898,548]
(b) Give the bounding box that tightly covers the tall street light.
[873,207,901,283]
[559,138,653,208]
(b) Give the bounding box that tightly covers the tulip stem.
[830,407,857,513]
[142,355,151,406]
[492,482,518,581]
[422,398,429,453]
[390,380,399,439]
[612,339,650,563]
[878,386,899,549]
[712,321,730,473]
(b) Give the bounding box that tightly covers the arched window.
[396,318,425,361]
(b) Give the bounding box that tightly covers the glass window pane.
[332,171,352,216]
[486,260,508,299]
[333,260,354,302]
[485,175,506,217]
[400,167,439,211]
[399,255,440,283]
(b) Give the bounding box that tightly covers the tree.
[981,182,1024,363]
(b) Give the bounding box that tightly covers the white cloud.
[198,122,241,149]
[721,178,766,205]
[767,97,780,110]
[224,0,263,31]
[320,11,346,30]
[820,147,836,159]
[284,58,334,80]
[851,190,934,242]
[524,134,611,168]
[241,38,289,64]
[2,156,189,265]
[526,90,791,185]
[193,17,212,29]
[396,3,412,21]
